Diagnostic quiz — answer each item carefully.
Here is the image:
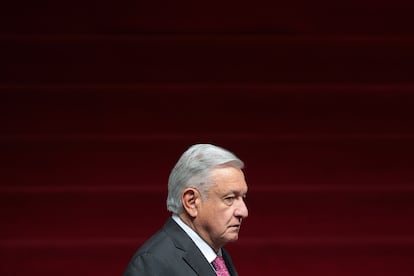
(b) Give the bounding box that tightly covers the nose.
[235,197,248,220]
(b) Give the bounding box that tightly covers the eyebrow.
[225,190,247,196]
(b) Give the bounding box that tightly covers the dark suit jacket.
[124,217,239,276]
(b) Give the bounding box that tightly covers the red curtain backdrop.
[2,1,414,275]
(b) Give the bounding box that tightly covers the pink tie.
[212,256,230,276]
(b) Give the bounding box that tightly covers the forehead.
[208,166,248,193]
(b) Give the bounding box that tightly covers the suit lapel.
[163,218,217,276]
[183,249,217,276]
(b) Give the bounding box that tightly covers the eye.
[223,196,236,205]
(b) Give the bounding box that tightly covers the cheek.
[203,201,234,227]
[227,208,237,220]
[218,208,236,224]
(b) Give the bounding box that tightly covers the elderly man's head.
[167,144,248,251]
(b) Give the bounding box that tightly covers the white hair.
[167,144,244,214]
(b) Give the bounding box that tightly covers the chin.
[226,234,239,242]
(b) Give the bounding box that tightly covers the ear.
[182,188,200,218]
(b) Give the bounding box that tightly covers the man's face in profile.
[194,166,248,250]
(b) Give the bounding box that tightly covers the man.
[124,143,249,276]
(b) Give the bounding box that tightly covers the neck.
[177,213,221,253]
